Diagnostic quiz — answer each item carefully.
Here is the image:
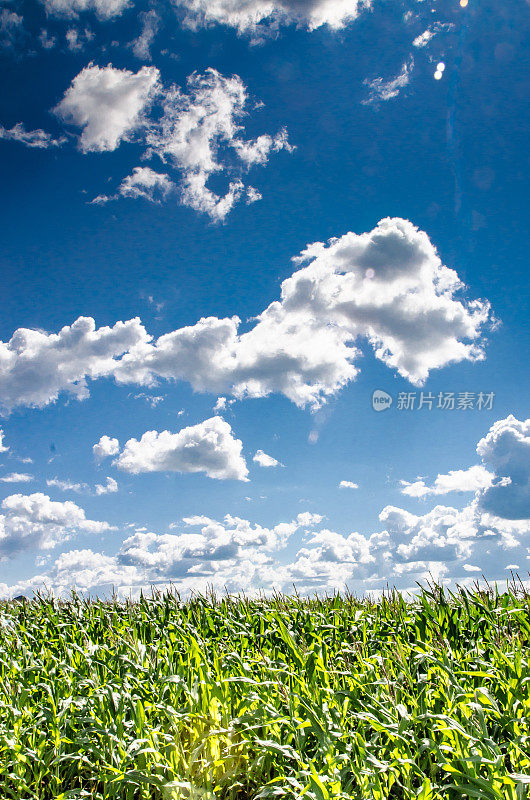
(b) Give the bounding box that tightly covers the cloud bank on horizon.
[1,415,528,598]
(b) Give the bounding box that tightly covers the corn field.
[1,585,529,800]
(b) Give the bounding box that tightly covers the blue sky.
[1,0,529,597]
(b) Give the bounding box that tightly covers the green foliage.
[0,584,529,799]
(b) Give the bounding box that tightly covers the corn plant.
[0,583,529,799]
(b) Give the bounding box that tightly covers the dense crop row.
[0,584,529,799]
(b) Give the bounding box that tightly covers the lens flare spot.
[460,0,468,6]
[434,70,443,80]
[437,62,446,72]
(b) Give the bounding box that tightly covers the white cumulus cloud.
[0,316,148,412]
[119,512,299,576]
[93,435,120,461]
[54,63,160,152]
[0,493,111,559]
[400,465,493,498]
[115,416,249,481]
[95,476,118,495]
[0,219,492,413]
[253,449,283,467]
[174,0,370,35]
[40,0,130,20]
[400,415,530,522]
[111,218,491,404]
[145,68,293,220]
[93,166,175,205]
[78,67,292,219]
[476,415,530,520]
[339,480,359,489]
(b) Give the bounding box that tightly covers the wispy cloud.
[363,57,414,105]
[1,472,33,483]
[0,123,65,149]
